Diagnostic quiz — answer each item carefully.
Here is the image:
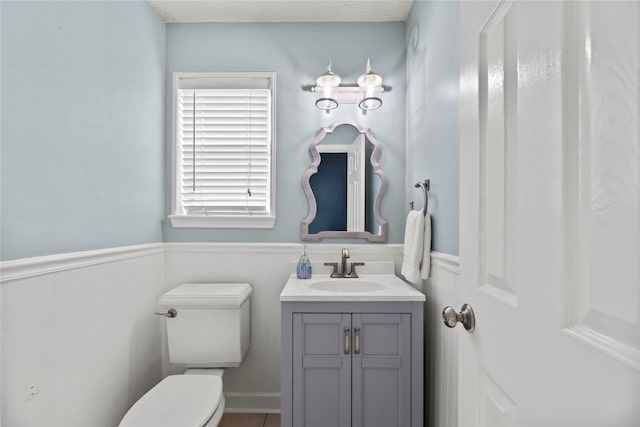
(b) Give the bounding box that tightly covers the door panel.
[479,0,520,305]
[459,1,640,426]
[564,0,640,369]
[352,313,411,427]
[293,313,351,427]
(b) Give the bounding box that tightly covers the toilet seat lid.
[119,375,222,427]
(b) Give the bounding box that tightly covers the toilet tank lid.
[160,283,252,307]
[119,375,222,427]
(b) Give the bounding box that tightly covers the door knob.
[442,304,475,332]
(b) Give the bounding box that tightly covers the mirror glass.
[301,121,388,241]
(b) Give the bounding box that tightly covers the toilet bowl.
[119,374,224,427]
[119,283,252,427]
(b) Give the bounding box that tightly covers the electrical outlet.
[25,384,39,401]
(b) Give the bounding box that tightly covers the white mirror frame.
[301,120,388,241]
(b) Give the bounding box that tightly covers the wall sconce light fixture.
[315,60,341,110]
[311,59,384,111]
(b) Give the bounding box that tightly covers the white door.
[317,133,365,232]
[347,134,365,232]
[456,1,640,425]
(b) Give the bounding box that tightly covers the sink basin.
[310,279,385,293]
[279,261,426,302]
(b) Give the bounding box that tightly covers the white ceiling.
[148,0,415,23]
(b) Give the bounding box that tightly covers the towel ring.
[409,179,430,216]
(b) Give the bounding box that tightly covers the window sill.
[168,215,276,229]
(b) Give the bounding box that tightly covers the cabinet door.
[292,313,352,427]
[351,313,411,427]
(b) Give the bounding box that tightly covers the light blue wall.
[0,1,166,260]
[163,23,407,243]
[1,4,456,257]
[405,1,460,255]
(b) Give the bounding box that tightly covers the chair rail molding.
[430,251,460,274]
[0,243,165,283]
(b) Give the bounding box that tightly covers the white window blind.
[170,73,275,228]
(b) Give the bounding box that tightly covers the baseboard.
[223,392,281,414]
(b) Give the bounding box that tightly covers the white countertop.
[280,262,425,302]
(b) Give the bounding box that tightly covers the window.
[169,72,276,228]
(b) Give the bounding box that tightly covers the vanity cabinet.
[281,301,423,427]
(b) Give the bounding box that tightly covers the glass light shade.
[316,61,341,87]
[359,84,382,110]
[316,97,339,110]
[359,96,382,110]
[357,73,383,88]
[316,85,338,110]
[357,58,383,88]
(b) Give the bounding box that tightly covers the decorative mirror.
[301,121,388,241]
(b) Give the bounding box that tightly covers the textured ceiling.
[148,0,415,23]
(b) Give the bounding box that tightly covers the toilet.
[119,283,252,427]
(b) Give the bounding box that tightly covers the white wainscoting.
[1,243,460,424]
[425,252,460,427]
[0,244,165,427]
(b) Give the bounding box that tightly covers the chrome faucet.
[324,248,365,278]
[341,248,350,277]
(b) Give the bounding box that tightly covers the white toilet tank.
[160,283,252,367]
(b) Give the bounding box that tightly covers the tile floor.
[219,412,280,427]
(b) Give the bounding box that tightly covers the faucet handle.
[347,262,365,278]
[324,262,340,277]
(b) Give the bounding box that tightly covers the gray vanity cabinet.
[281,301,423,427]
[292,313,352,427]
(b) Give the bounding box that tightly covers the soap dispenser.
[297,246,312,279]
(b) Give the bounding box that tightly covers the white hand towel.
[401,210,425,284]
[420,213,432,279]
